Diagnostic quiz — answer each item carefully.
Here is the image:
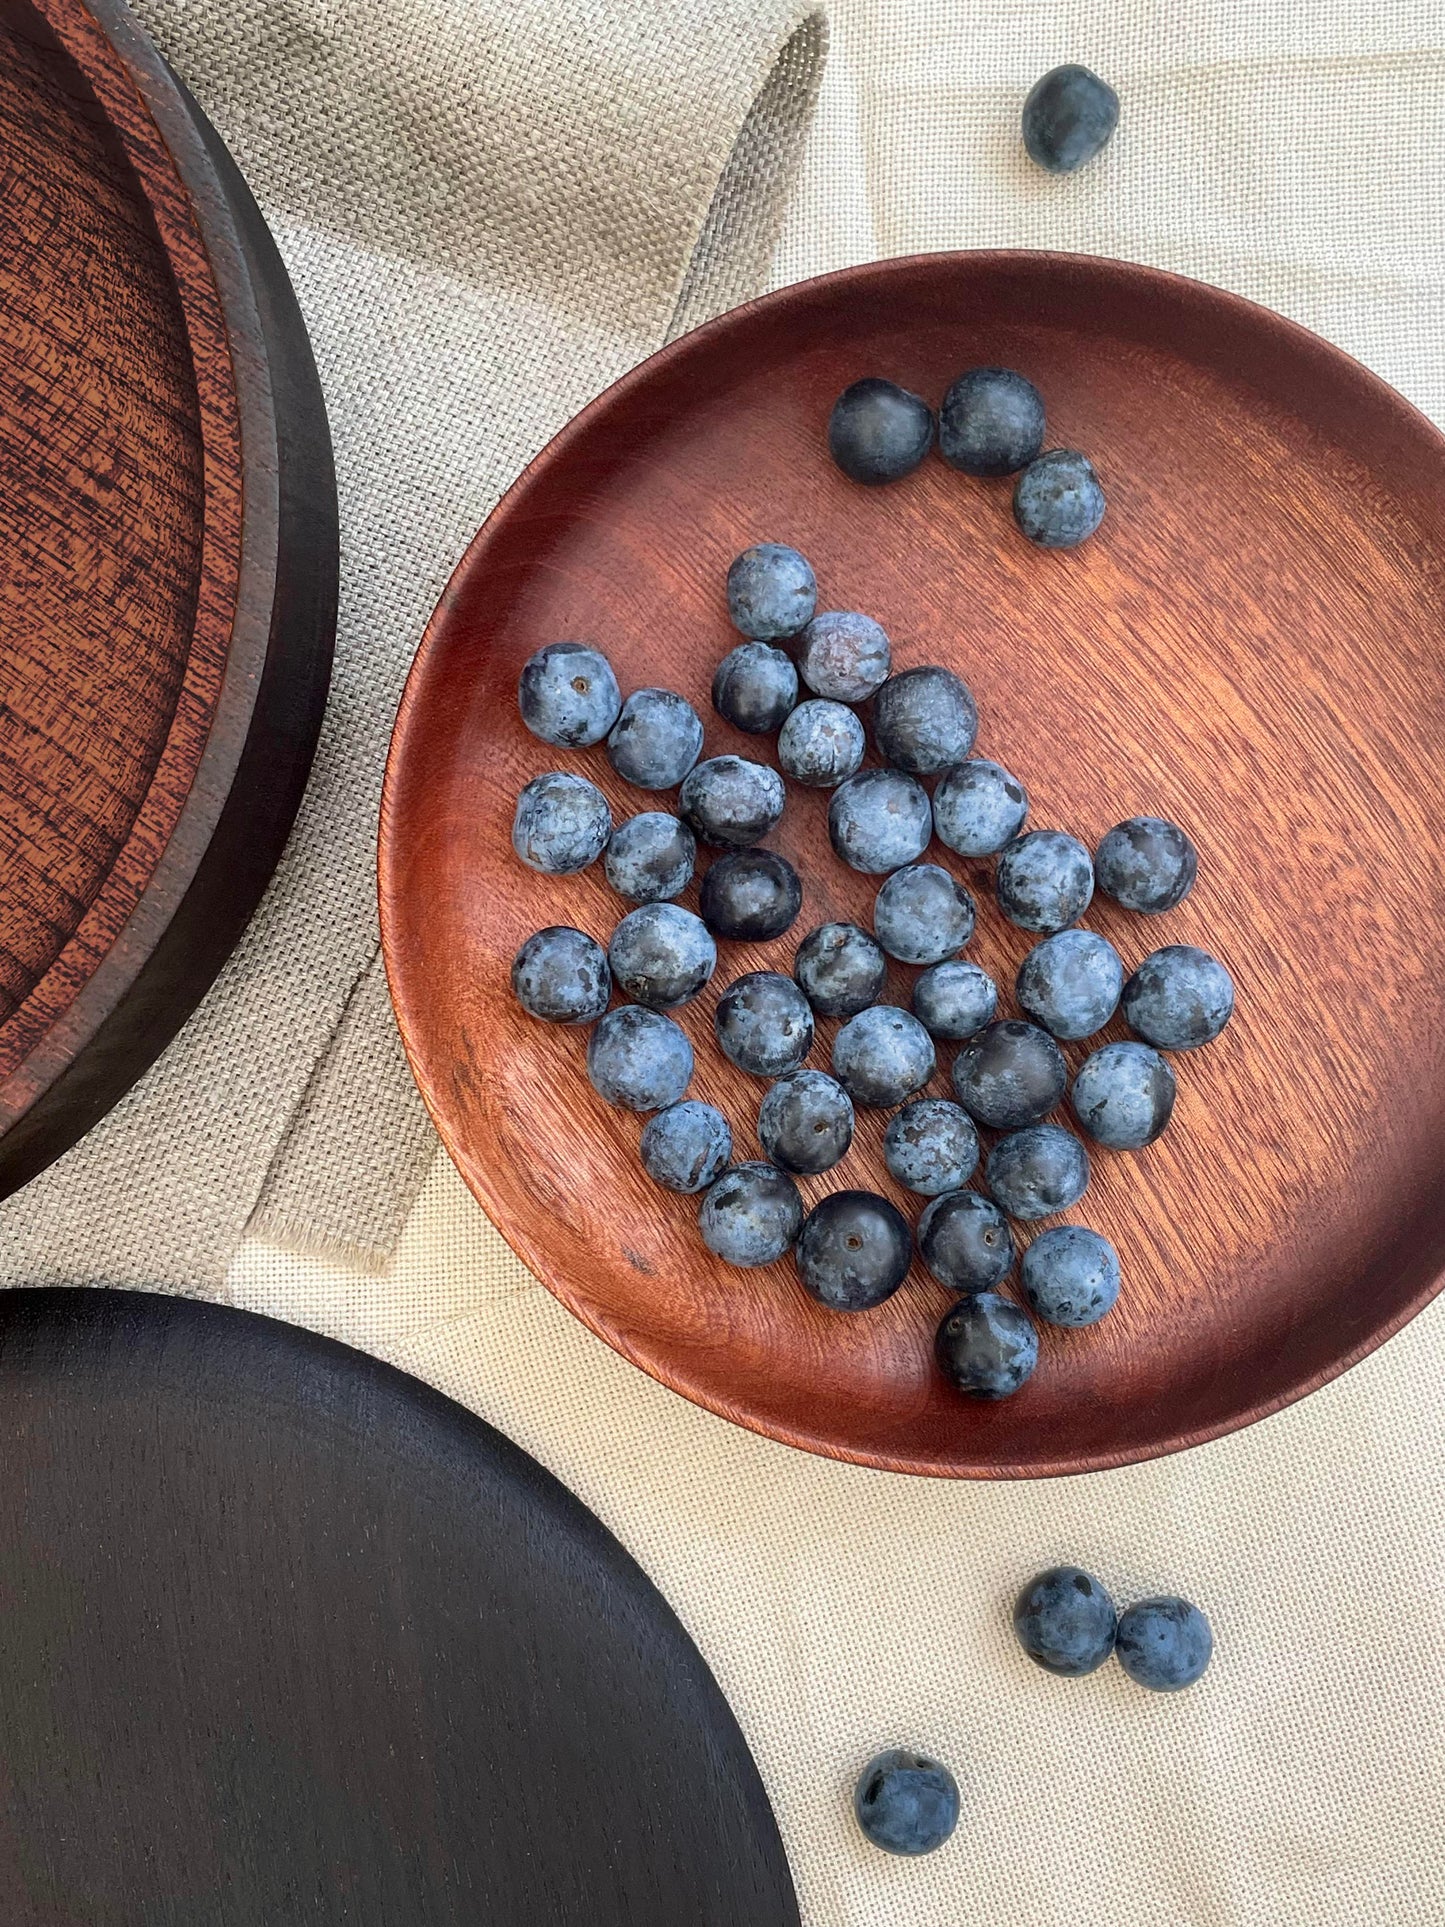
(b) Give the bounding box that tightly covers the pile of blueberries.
[854,1569,1211,1857]
[509,364,1235,1407]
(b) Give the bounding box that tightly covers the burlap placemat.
[0,0,826,1287]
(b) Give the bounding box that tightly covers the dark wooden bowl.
[0,0,336,1194]
[381,252,1445,1479]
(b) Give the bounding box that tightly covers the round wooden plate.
[381,253,1445,1479]
[0,1288,798,1924]
[0,0,336,1194]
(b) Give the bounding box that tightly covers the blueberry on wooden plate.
[832,1005,935,1108]
[586,1006,693,1112]
[607,903,716,1010]
[715,972,814,1077]
[640,1101,733,1193]
[511,926,611,1025]
[912,961,998,1040]
[986,1123,1090,1221]
[795,1191,913,1311]
[796,609,892,702]
[1071,1040,1176,1148]
[517,641,621,747]
[828,769,932,874]
[700,849,803,941]
[711,641,798,734]
[758,1069,854,1175]
[873,863,976,966]
[952,1019,1067,1130]
[1122,945,1234,1051]
[872,665,977,775]
[916,1189,1014,1293]
[1095,815,1197,914]
[679,755,785,848]
[1021,1225,1120,1327]
[934,1293,1038,1399]
[604,811,696,903]
[1013,450,1106,550]
[938,367,1045,477]
[828,377,935,485]
[884,1098,979,1196]
[793,921,887,1019]
[1015,929,1123,1041]
[777,699,866,788]
[932,756,1029,856]
[726,543,817,641]
[512,771,612,875]
[995,829,1094,933]
[606,687,704,789]
[699,1161,803,1266]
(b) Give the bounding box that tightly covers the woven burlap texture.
[0,0,826,1288]
[239,2,1445,1923]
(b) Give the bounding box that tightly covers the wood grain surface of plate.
[381,252,1445,1479]
[0,0,336,1194]
[0,1287,799,1925]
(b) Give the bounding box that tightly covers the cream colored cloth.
[0,0,825,1287]
[224,3,1445,1924]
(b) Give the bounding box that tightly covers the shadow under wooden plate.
[382,252,1445,1478]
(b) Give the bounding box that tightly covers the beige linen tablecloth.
[29,0,1445,1921]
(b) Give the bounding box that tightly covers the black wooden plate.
[0,1289,798,1925]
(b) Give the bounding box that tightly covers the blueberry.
[758,1069,855,1174]
[884,1099,979,1196]
[912,961,998,1040]
[640,1101,733,1193]
[938,368,1045,478]
[715,971,815,1076]
[512,771,612,874]
[793,922,887,1019]
[1022,64,1119,175]
[854,1748,960,1857]
[874,863,976,965]
[777,699,866,788]
[604,811,696,902]
[679,755,786,848]
[916,1190,1014,1292]
[699,1160,804,1267]
[606,687,704,789]
[699,849,803,942]
[1013,450,1106,550]
[607,903,716,1009]
[511,926,611,1025]
[1021,1225,1120,1327]
[934,1293,1038,1399]
[952,1020,1067,1129]
[586,1005,693,1111]
[517,642,621,748]
[832,1005,935,1108]
[1115,1597,1213,1692]
[1015,929,1123,1040]
[828,769,932,874]
[796,1191,913,1311]
[1095,815,1197,914]
[1122,945,1234,1051]
[828,378,935,485]
[1013,1566,1118,1677]
[796,610,891,702]
[712,642,798,734]
[726,544,817,641]
[995,830,1094,933]
[986,1124,1090,1221]
[933,757,1030,857]
[872,666,978,776]
[1071,1040,1176,1149]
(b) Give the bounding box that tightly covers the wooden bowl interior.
[0,0,236,1082]
[384,254,1445,1476]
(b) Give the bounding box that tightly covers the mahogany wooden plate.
[0,0,336,1194]
[0,1288,798,1923]
[381,252,1445,1479]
